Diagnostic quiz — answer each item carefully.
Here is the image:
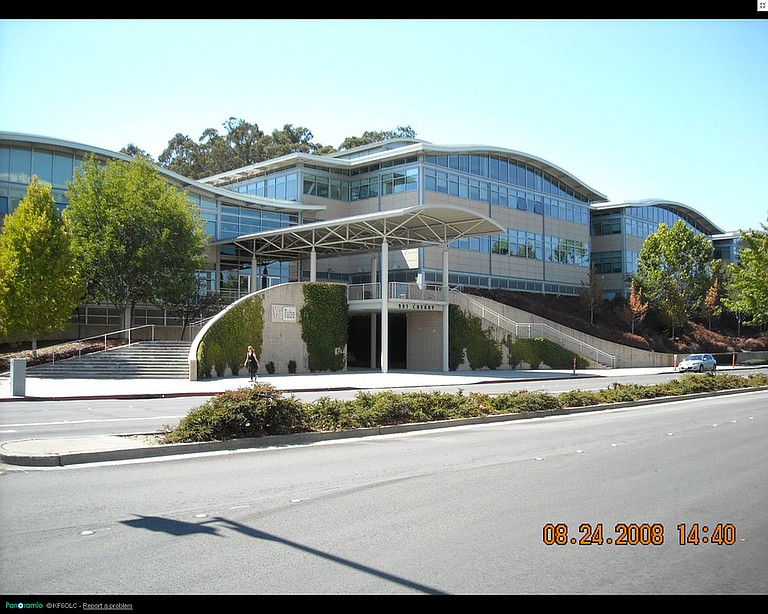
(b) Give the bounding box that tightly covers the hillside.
[465,287,768,357]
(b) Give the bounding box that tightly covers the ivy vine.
[299,283,348,372]
[197,294,264,378]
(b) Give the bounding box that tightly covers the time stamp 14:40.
[543,523,737,546]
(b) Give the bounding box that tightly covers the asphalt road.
[0,391,765,596]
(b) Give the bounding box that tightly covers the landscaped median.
[164,372,768,444]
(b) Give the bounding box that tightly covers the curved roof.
[0,131,325,214]
[590,198,723,235]
[201,138,609,203]
[215,204,505,260]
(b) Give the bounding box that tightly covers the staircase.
[25,341,192,379]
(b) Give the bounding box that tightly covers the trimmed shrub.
[166,382,306,443]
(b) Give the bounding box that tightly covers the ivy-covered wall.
[299,283,348,372]
[197,294,264,378]
[449,304,503,370]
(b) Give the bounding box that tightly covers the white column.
[370,254,377,369]
[250,254,258,294]
[310,247,317,282]
[380,239,389,373]
[442,246,450,372]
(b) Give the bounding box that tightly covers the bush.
[166,382,306,443]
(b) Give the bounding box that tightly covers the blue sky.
[1,19,766,233]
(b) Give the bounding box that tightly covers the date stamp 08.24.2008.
[543,522,738,546]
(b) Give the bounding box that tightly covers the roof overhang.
[213,204,505,260]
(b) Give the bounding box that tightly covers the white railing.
[450,288,617,368]
[347,282,447,302]
[33,325,156,365]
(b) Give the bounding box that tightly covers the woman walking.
[244,345,259,381]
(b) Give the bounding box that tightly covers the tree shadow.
[120,513,446,594]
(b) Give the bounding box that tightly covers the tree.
[64,155,209,331]
[157,133,207,179]
[338,125,416,151]
[723,224,768,330]
[0,177,84,356]
[157,118,326,179]
[702,278,722,330]
[633,220,714,338]
[579,265,604,325]
[164,288,223,341]
[120,144,155,161]
[620,281,649,334]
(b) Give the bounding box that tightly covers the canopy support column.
[250,253,258,294]
[442,246,450,372]
[380,239,389,374]
[370,254,377,369]
[310,247,317,282]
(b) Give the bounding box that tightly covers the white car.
[677,353,717,373]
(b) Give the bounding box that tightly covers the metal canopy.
[215,204,505,259]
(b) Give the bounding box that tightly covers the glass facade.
[1,135,729,307]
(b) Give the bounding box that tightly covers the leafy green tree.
[0,177,84,356]
[723,224,768,330]
[633,220,714,338]
[64,155,209,331]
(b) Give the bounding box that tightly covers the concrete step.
[26,341,193,379]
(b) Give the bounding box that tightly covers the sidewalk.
[0,366,627,401]
[0,366,684,468]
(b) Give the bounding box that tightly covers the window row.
[234,173,299,202]
[305,168,419,202]
[0,145,84,188]
[425,153,589,203]
[451,232,590,267]
[217,205,299,239]
[425,167,590,224]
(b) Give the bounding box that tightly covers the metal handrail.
[347,282,447,302]
[449,288,617,368]
[45,325,156,364]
